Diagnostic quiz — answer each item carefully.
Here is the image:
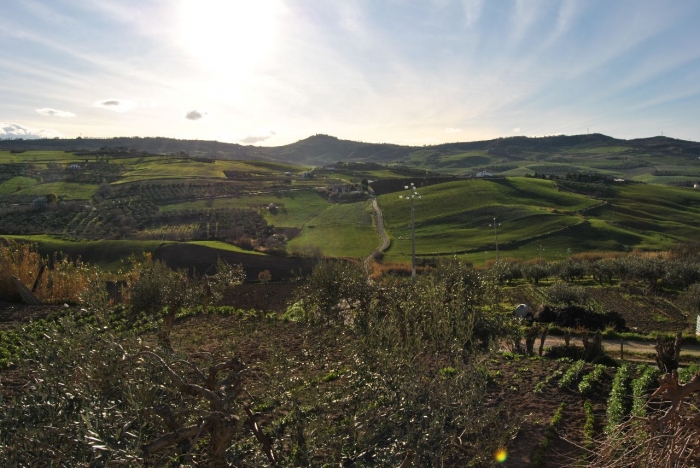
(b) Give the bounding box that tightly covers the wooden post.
[620,339,624,360]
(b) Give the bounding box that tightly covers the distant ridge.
[2,133,699,166]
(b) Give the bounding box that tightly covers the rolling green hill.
[3,133,700,181]
[1,144,699,266]
[379,177,700,263]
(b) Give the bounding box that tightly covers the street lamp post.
[399,183,421,282]
[490,217,501,262]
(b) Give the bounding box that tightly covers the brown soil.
[223,282,300,313]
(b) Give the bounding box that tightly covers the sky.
[1,0,700,146]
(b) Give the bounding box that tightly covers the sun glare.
[178,0,283,73]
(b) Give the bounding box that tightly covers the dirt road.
[544,335,700,357]
[365,197,389,269]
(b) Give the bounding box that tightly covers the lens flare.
[494,448,508,463]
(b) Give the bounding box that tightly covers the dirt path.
[545,335,700,357]
[365,197,389,269]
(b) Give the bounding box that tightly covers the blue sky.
[1,0,700,145]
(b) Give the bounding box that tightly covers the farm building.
[31,197,47,206]
[67,164,82,171]
[476,170,493,178]
[694,183,699,190]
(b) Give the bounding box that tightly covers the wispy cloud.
[1,122,63,139]
[513,127,521,133]
[238,130,277,144]
[36,108,76,118]
[445,127,462,133]
[94,99,136,113]
[185,110,205,121]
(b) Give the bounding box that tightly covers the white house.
[68,164,82,171]
[694,183,699,190]
[476,170,493,178]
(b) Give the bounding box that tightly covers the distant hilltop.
[2,133,699,168]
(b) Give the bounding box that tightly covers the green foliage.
[605,364,631,434]
[0,316,166,465]
[358,259,513,356]
[678,363,699,384]
[583,401,595,448]
[558,359,586,388]
[578,364,607,395]
[523,262,550,284]
[126,255,244,317]
[294,259,372,325]
[546,281,591,306]
[630,366,659,417]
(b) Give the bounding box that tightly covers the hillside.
[3,133,700,183]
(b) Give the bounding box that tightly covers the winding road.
[365,197,390,270]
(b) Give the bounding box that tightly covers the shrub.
[546,281,590,306]
[294,259,372,325]
[680,283,700,314]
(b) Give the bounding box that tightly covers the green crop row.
[631,366,660,417]
[578,364,607,395]
[558,360,586,388]
[605,364,631,434]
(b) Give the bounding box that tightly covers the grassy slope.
[378,177,700,263]
[380,178,597,259]
[12,182,99,199]
[0,176,38,194]
[160,189,331,228]
[288,200,379,258]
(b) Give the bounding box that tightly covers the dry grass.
[0,241,100,304]
[569,251,626,262]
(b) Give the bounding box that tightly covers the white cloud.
[36,107,76,118]
[185,110,205,121]
[445,127,462,133]
[0,122,63,139]
[513,127,521,133]
[237,129,277,144]
[94,99,136,113]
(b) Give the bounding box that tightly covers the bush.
[294,259,372,325]
[546,281,590,306]
[680,283,700,314]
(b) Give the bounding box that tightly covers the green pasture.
[0,176,38,194]
[187,240,266,255]
[632,174,700,184]
[288,200,378,258]
[160,189,331,228]
[12,182,98,199]
[0,150,82,163]
[379,178,597,229]
[385,212,583,260]
[378,177,693,264]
